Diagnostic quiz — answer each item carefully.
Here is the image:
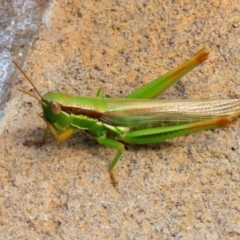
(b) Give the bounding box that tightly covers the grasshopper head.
[42,93,71,129]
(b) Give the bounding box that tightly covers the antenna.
[17,88,41,103]
[13,61,42,100]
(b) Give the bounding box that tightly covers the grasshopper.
[14,48,240,185]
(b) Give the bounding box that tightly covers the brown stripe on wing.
[61,105,103,119]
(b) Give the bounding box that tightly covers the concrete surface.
[1,0,240,239]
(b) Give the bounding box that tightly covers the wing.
[101,98,240,129]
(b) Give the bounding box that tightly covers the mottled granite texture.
[1,1,240,239]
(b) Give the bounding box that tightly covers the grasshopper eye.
[50,101,61,115]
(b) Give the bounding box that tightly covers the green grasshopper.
[14,48,240,185]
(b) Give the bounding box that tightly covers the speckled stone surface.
[1,1,240,239]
